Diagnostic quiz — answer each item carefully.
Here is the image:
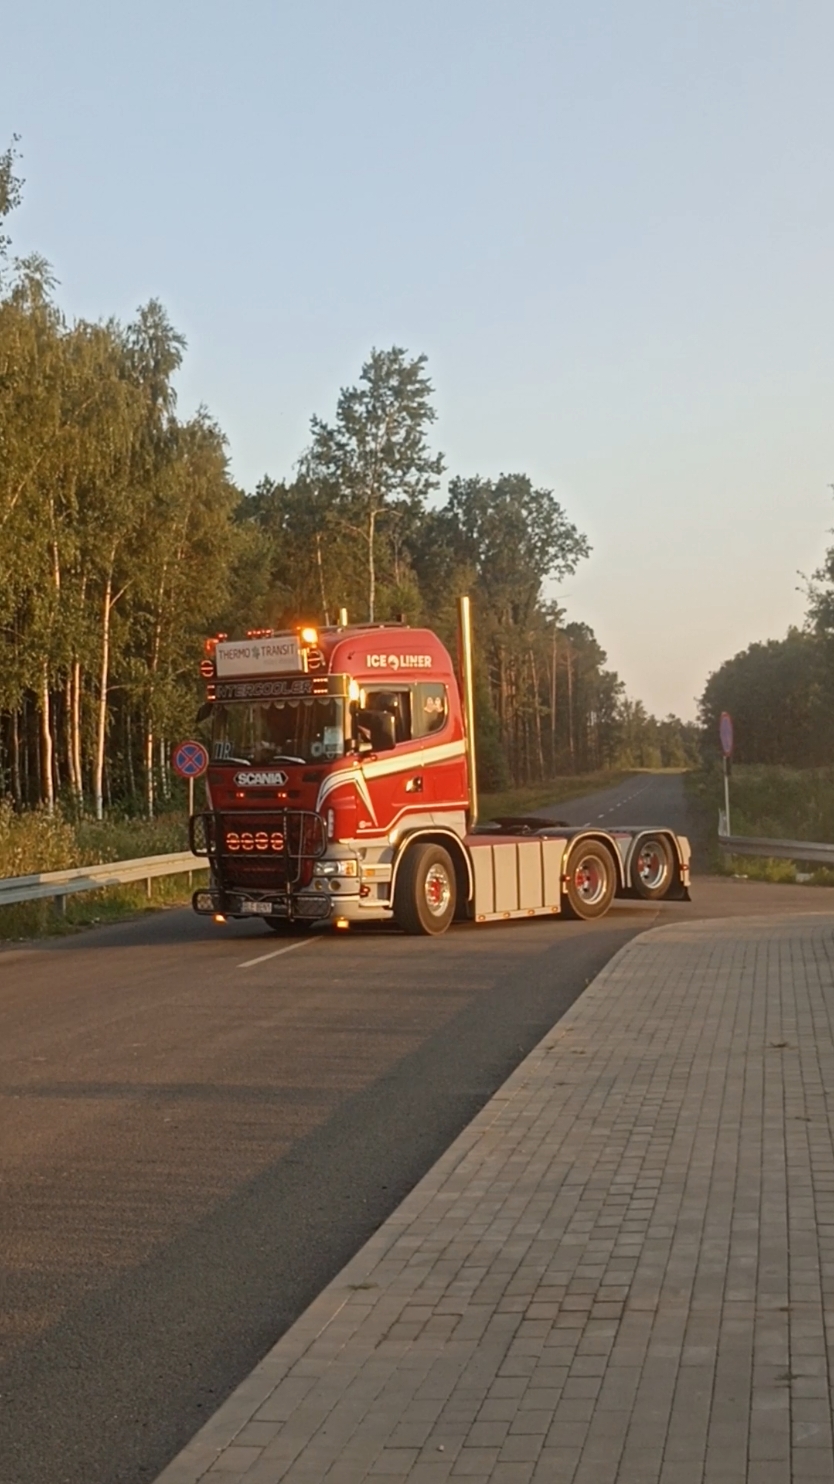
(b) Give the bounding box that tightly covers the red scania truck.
[189,598,690,935]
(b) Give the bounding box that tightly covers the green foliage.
[698,629,830,766]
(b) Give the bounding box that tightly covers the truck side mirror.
[355,709,397,752]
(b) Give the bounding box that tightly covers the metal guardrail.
[718,833,834,867]
[0,851,207,911]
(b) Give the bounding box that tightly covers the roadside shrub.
[0,800,77,878]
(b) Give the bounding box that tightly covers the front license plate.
[241,900,273,915]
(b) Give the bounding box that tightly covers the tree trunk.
[65,673,78,806]
[159,736,170,801]
[145,721,155,820]
[125,706,136,806]
[40,663,54,814]
[566,649,575,771]
[94,570,113,821]
[22,695,31,805]
[315,529,330,624]
[530,650,545,780]
[367,507,376,622]
[10,708,21,806]
[71,660,84,811]
[550,629,557,774]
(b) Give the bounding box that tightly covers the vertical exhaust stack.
[457,595,478,831]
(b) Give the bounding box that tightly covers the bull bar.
[189,808,329,920]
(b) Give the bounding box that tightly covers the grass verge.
[0,870,207,942]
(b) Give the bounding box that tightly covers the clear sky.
[3,1,832,721]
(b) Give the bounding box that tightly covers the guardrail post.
[53,894,66,919]
[146,877,153,900]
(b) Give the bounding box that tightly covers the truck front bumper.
[192,888,333,921]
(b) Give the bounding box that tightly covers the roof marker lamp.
[300,626,318,646]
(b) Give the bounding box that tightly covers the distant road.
[537,768,694,838]
[0,772,827,1484]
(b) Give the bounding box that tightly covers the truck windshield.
[210,698,346,765]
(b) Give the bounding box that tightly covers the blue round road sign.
[719,712,734,758]
[172,740,209,779]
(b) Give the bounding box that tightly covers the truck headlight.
[313,859,358,877]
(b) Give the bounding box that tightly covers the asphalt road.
[536,768,694,837]
[0,772,829,1484]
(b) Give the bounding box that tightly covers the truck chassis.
[190,809,690,934]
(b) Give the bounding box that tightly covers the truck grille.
[189,809,326,891]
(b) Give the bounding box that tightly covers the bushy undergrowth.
[0,801,190,879]
[686,764,834,883]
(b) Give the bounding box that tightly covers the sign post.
[172,740,209,820]
[719,712,733,836]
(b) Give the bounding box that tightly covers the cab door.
[360,687,425,831]
[412,682,468,813]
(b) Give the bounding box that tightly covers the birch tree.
[307,348,444,621]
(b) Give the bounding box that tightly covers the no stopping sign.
[172,740,209,779]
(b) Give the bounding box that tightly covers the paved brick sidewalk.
[155,912,834,1484]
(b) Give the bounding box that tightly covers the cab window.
[362,689,412,743]
[412,683,448,738]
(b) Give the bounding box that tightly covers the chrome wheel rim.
[636,842,667,890]
[424,863,452,916]
[573,855,607,906]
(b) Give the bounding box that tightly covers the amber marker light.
[213,913,227,924]
[300,626,318,645]
[334,917,350,930]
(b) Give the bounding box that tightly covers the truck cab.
[190,621,472,929]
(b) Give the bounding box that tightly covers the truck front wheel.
[394,843,457,936]
[562,841,617,920]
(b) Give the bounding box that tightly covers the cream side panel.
[517,841,544,910]
[542,838,567,907]
[493,844,519,913]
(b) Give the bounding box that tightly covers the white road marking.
[238,937,318,970]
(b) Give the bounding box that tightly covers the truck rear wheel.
[394,843,456,936]
[631,835,673,900]
[562,840,617,920]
